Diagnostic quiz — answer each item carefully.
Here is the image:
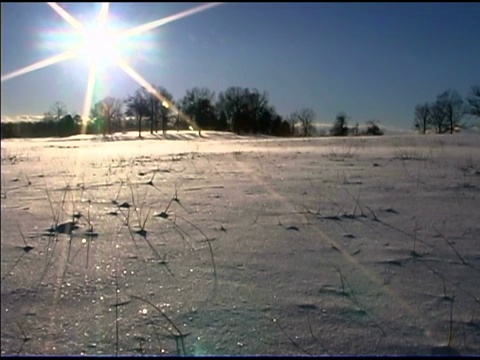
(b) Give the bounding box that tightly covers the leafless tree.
[125,89,149,138]
[143,87,161,135]
[91,97,123,136]
[437,89,464,134]
[429,100,448,134]
[217,87,248,134]
[49,101,67,121]
[143,85,173,134]
[289,108,316,137]
[243,88,270,133]
[413,103,431,134]
[179,87,216,134]
[102,97,123,135]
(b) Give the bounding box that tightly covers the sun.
[78,25,122,68]
[70,3,124,69]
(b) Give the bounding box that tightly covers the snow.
[1,131,479,355]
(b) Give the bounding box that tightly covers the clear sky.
[1,2,479,130]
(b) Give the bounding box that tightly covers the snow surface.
[1,131,479,355]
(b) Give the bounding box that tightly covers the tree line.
[2,86,294,138]
[6,83,477,139]
[0,84,384,139]
[413,85,480,134]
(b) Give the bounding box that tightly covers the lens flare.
[1,48,80,82]
[119,3,224,38]
[47,2,84,31]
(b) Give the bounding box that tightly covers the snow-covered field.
[1,131,479,355]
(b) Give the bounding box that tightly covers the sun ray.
[117,60,198,129]
[97,3,110,26]
[47,2,85,32]
[1,48,80,83]
[81,61,98,133]
[119,2,224,38]
[117,60,161,99]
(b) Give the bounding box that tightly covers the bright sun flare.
[1,2,224,126]
[79,26,122,67]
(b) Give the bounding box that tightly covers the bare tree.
[102,97,123,135]
[146,85,173,134]
[179,87,216,134]
[155,86,173,134]
[217,87,248,134]
[429,100,448,134]
[243,88,270,134]
[142,86,161,135]
[90,97,123,136]
[437,89,464,134]
[125,89,149,138]
[49,101,67,121]
[289,108,316,137]
[413,103,431,134]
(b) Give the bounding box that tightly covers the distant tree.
[271,115,282,136]
[413,103,431,134]
[270,115,290,137]
[179,87,216,134]
[330,112,350,136]
[287,116,297,136]
[42,111,55,123]
[258,106,276,134]
[280,119,293,137]
[242,88,270,134]
[90,97,122,136]
[466,85,480,120]
[198,98,218,136]
[73,114,83,132]
[57,114,76,136]
[162,101,173,133]
[351,122,359,136]
[125,88,149,138]
[437,89,464,134]
[217,87,248,134]
[90,101,106,135]
[102,97,123,135]
[289,108,315,137]
[217,111,228,131]
[137,86,160,134]
[364,120,384,136]
[150,86,173,134]
[429,100,448,134]
[50,101,67,121]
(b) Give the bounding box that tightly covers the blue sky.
[1,2,479,130]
